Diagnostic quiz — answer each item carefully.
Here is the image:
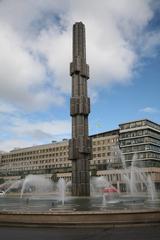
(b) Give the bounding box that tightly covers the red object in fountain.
[103,187,118,193]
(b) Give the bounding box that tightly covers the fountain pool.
[0,173,159,227]
[0,174,159,213]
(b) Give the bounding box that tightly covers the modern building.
[0,139,70,180]
[0,119,160,191]
[119,119,160,167]
[0,130,119,180]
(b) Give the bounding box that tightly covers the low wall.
[0,209,160,227]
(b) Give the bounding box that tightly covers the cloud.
[0,21,65,110]
[0,139,35,153]
[11,118,71,140]
[0,102,16,114]
[0,111,71,151]
[67,0,152,88]
[140,31,160,57]
[0,0,159,110]
[139,107,159,113]
[0,0,160,151]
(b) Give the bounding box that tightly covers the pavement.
[0,225,160,240]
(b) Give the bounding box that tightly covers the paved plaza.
[0,225,160,240]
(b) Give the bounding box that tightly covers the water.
[116,149,158,200]
[20,175,53,198]
[57,178,66,205]
[147,175,158,201]
[91,176,110,196]
[5,180,22,194]
[1,175,69,209]
[0,193,159,213]
[0,150,159,212]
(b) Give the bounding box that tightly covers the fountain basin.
[0,209,160,227]
[0,174,159,227]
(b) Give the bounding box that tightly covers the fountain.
[57,178,66,205]
[1,150,159,211]
[147,175,158,201]
[4,179,22,194]
[20,175,53,198]
[0,163,159,225]
[113,145,157,199]
[0,173,159,213]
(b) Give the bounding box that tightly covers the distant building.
[0,139,70,179]
[0,119,160,191]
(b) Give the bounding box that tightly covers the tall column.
[69,22,92,196]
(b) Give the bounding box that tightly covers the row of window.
[120,120,160,131]
[92,138,118,146]
[120,129,160,140]
[122,144,160,153]
[1,152,68,163]
[93,152,112,158]
[120,120,146,130]
[120,137,160,146]
[92,146,111,151]
[91,158,120,165]
[7,163,72,172]
[147,121,160,131]
[2,158,70,167]
[124,152,160,160]
[2,146,68,159]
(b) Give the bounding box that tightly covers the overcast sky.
[0,0,160,151]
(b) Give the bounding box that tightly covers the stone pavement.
[0,225,160,240]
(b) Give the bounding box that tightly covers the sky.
[0,0,160,152]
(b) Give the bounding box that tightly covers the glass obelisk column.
[69,22,91,196]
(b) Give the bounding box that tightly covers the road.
[0,225,160,240]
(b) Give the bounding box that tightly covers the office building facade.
[0,119,160,191]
